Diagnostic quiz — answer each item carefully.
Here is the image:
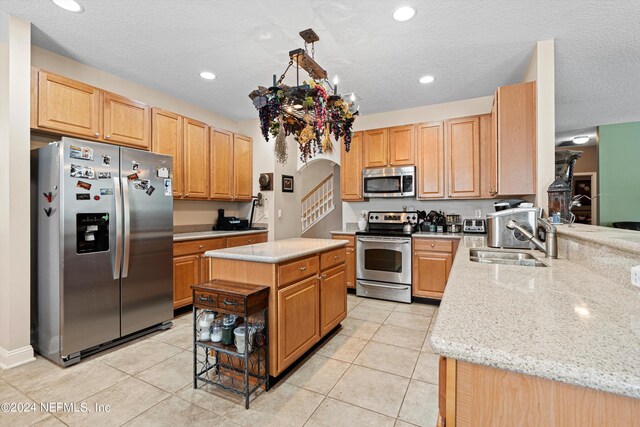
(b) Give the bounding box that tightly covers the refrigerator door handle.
[121,177,131,278]
[112,177,123,279]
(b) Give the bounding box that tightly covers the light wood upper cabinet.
[37,70,100,138]
[388,125,415,166]
[320,264,347,336]
[363,128,389,168]
[340,131,363,201]
[446,116,480,198]
[495,81,537,195]
[151,108,183,197]
[183,118,209,199]
[233,134,253,201]
[102,92,150,149]
[416,122,445,199]
[210,128,234,200]
[277,276,320,371]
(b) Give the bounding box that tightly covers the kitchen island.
[204,238,349,376]
[430,233,640,426]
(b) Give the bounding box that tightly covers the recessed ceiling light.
[573,136,590,144]
[51,0,84,13]
[419,75,435,84]
[393,6,417,22]
[199,71,216,80]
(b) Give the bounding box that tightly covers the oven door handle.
[358,280,411,290]
[357,237,410,244]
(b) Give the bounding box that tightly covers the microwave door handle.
[400,174,403,195]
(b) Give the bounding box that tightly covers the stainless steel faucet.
[506,217,558,259]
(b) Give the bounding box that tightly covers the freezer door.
[119,148,173,336]
[61,138,122,357]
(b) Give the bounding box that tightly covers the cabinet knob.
[248,239,253,243]
[178,193,183,197]
[105,135,111,139]
[414,252,417,256]
[94,132,100,137]
[390,162,394,165]
[431,243,435,247]
[318,274,327,280]
[199,245,204,249]
[186,193,190,197]
[334,255,340,259]
[300,266,306,271]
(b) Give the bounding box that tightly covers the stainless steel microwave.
[362,166,415,198]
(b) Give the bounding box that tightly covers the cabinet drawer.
[332,235,355,247]
[174,238,226,256]
[320,247,347,270]
[193,290,218,308]
[226,232,268,248]
[414,239,454,253]
[278,255,319,288]
[218,293,246,314]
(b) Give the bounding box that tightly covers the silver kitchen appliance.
[362,166,415,198]
[355,211,418,303]
[486,207,542,249]
[462,218,487,234]
[32,137,174,366]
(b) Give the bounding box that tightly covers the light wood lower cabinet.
[332,234,355,289]
[208,246,348,376]
[412,238,458,299]
[172,233,267,308]
[440,358,640,427]
[173,254,200,309]
[277,276,320,369]
[320,264,347,335]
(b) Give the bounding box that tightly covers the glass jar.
[221,314,237,345]
[210,319,222,342]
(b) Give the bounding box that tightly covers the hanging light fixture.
[248,29,359,164]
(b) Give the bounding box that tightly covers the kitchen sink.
[469,249,547,267]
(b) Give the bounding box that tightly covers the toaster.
[462,218,486,234]
[486,207,542,249]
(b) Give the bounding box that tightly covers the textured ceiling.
[1,1,639,131]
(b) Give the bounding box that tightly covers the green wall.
[598,122,640,226]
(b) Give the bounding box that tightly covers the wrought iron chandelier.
[248,29,359,164]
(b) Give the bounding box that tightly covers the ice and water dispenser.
[76,213,110,254]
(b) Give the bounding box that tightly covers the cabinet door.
[183,118,210,199]
[412,251,452,298]
[37,71,100,138]
[210,128,234,200]
[173,254,200,308]
[102,92,150,149]
[388,125,415,166]
[446,116,480,198]
[345,247,356,289]
[320,264,347,336]
[363,128,388,168]
[277,276,320,371]
[152,108,184,197]
[340,131,363,201]
[497,81,536,195]
[416,122,445,199]
[489,96,499,196]
[233,134,253,201]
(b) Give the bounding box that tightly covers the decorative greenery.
[249,80,359,164]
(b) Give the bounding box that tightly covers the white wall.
[523,40,556,211]
[0,14,35,368]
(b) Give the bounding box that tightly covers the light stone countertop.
[329,230,358,235]
[556,223,640,253]
[204,238,348,263]
[173,228,268,242]
[430,235,640,399]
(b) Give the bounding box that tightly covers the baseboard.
[0,344,35,369]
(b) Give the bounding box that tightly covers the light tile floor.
[0,294,440,427]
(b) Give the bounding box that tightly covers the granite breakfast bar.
[204,238,349,377]
[429,231,640,426]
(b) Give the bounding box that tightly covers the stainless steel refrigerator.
[32,137,174,366]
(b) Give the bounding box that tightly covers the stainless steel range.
[356,211,419,303]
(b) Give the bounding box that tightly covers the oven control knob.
[375,216,379,220]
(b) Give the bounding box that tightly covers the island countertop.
[204,237,348,263]
[430,235,640,399]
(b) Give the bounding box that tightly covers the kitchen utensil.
[403,222,415,233]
